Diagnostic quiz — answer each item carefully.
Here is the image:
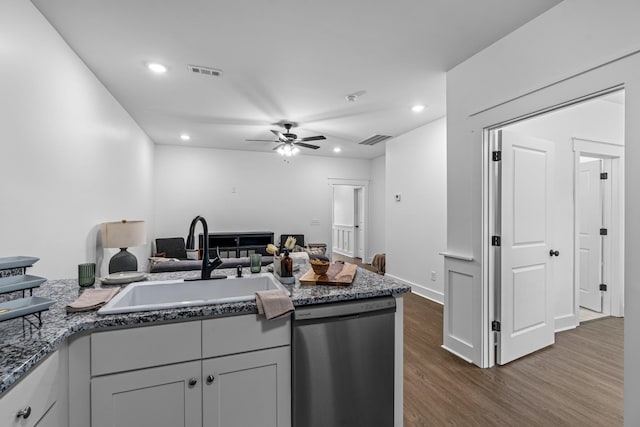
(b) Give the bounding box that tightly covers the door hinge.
[600,172,608,180]
[492,320,501,332]
[600,228,608,236]
[491,236,501,246]
[600,284,608,292]
[492,151,502,161]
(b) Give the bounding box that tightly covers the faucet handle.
[236,265,243,278]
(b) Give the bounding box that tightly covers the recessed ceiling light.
[411,104,425,113]
[333,147,342,153]
[180,134,191,141]
[147,62,167,73]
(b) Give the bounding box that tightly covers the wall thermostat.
[395,194,401,202]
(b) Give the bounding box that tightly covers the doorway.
[329,179,369,262]
[487,90,625,365]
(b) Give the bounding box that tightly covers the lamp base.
[109,248,138,274]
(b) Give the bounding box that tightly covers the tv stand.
[199,232,274,259]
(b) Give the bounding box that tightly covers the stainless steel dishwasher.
[293,297,396,427]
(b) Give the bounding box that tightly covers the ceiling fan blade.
[300,135,326,142]
[271,129,288,142]
[294,142,320,150]
[245,139,279,142]
[273,144,285,151]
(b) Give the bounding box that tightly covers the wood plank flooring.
[403,292,623,426]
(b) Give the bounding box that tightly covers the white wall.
[153,145,373,254]
[368,155,386,261]
[445,0,640,420]
[333,186,355,226]
[507,97,625,330]
[386,118,446,303]
[0,0,155,279]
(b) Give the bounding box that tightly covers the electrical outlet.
[431,271,437,281]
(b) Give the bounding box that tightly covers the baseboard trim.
[441,345,474,364]
[554,314,578,332]
[332,249,354,257]
[385,273,444,305]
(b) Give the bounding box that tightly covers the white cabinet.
[91,360,202,427]
[202,346,291,427]
[0,347,68,427]
[89,315,291,427]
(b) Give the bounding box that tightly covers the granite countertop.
[0,265,410,396]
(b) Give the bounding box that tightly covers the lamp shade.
[101,220,147,249]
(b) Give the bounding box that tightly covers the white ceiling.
[32,0,563,159]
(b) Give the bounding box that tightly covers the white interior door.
[355,187,365,259]
[497,130,556,365]
[578,159,603,312]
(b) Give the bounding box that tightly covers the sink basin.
[98,273,290,315]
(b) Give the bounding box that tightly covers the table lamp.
[101,220,147,274]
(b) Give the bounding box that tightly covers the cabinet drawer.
[0,351,61,427]
[202,314,290,359]
[92,321,201,376]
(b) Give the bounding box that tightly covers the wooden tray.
[299,263,357,286]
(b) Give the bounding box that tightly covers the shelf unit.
[0,256,53,329]
[198,232,274,259]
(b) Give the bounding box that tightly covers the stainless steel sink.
[98,273,290,315]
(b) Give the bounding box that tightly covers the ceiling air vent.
[187,65,223,77]
[358,134,392,146]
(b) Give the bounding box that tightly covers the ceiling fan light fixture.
[277,143,299,157]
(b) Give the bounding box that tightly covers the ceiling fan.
[246,123,326,155]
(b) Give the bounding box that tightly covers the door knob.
[188,378,198,387]
[549,249,560,257]
[206,375,215,384]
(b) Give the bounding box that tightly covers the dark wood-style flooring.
[403,292,624,426]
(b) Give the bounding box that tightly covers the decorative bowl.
[310,259,330,275]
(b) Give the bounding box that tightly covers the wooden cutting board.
[299,262,358,286]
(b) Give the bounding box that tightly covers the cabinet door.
[91,361,202,427]
[202,346,291,427]
[0,349,67,427]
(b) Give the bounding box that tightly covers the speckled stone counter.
[0,265,410,396]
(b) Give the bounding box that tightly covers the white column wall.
[368,155,386,263]
[445,0,640,422]
[386,118,446,303]
[0,0,155,279]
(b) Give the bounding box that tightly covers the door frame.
[482,87,625,368]
[573,138,625,318]
[328,178,369,262]
[354,187,365,260]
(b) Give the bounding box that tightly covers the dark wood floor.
[403,292,624,427]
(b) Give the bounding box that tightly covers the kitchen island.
[0,265,410,426]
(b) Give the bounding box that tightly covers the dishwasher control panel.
[294,296,396,320]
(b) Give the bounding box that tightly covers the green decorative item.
[250,254,262,273]
[78,263,96,287]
